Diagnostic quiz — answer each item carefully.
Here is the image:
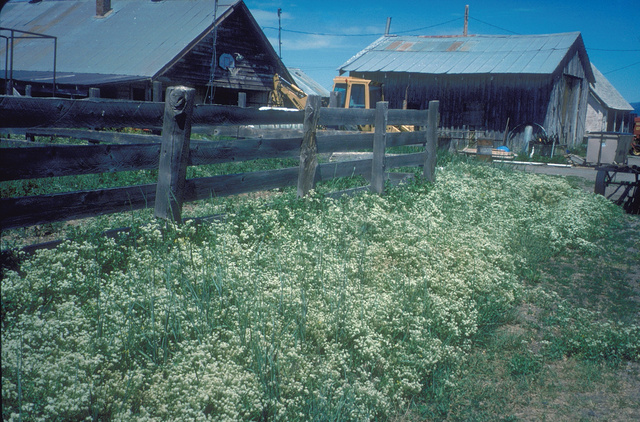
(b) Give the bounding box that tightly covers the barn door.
[560,75,582,145]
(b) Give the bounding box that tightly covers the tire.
[595,170,607,196]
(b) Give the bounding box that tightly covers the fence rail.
[1,90,439,230]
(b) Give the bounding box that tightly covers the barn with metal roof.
[339,32,595,146]
[1,0,292,106]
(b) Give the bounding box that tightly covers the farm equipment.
[594,164,640,214]
[331,76,414,132]
[269,73,308,110]
[331,76,382,110]
[630,116,640,156]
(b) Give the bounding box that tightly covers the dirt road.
[496,155,640,197]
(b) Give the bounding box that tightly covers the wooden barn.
[1,0,292,106]
[585,64,635,133]
[339,32,595,147]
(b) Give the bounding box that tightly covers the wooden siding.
[351,71,553,134]
[543,51,590,145]
[161,4,286,104]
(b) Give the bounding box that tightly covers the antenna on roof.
[463,5,469,36]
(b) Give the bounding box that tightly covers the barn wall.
[350,71,553,136]
[586,94,607,133]
[543,51,590,146]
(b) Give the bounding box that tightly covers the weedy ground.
[1,149,639,421]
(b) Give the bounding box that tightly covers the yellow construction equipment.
[331,76,382,109]
[269,74,308,110]
[332,76,413,131]
[269,73,413,131]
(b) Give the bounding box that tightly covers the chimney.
[96,0,112,17]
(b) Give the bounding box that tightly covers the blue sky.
[244,0,639,104]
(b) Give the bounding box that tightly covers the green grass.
[2,150,639,421]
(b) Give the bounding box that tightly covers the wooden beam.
[423,100,439,182]
[297,95,321,197]
[371,101,389,194]
[154,86,195,222]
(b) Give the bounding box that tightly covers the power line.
[603,60,640,75]
[262,26,381,37]
[262,17,462,38]
[590,47,640,52]
[468,17,519,35]
[395,18,461,34]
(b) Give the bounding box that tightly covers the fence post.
[423,100,439,182]
[371,101,389,194]
[154,86,195,223]
[297,95,322,197]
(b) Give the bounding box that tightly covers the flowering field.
[2,161,638,421]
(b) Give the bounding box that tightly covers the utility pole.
[278,8,282,59]
[463,5,469,36]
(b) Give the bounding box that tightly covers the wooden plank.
[188,137,302,165]
[317,132,373,153]
[371,101,389,194]
[298,95,322,197]
[319,107,375,126]
[0,96,304,129]
[0,144,161,181]
[0,137,302,182]
[0,184,157,231]
[423,100,439,182]
[154,86,195,222]
[388,109,429,125]
[387,152,426,169]
[194,105,304,127]
[387,131,427,147]
[0,96,165,129]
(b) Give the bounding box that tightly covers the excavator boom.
[270,74,308,110]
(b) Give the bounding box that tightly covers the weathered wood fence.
[0,87,439,230]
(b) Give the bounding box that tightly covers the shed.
[0,0,292,106]
[339,32,595,147]
[585,64,634,133]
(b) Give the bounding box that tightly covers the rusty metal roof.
[1,0,239,83]
[340,32,593,80]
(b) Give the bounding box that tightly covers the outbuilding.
[1,0,292,106]
[339,32,596,147]
[585,64,635,133]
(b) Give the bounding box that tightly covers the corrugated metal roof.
[589,64,633,111]
[287,67,330,98]
[1,0,238,81]
[340,32,590,77]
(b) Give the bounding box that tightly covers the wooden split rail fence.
[0,87,439,231]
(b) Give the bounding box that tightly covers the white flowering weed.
[2,162,628,421]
